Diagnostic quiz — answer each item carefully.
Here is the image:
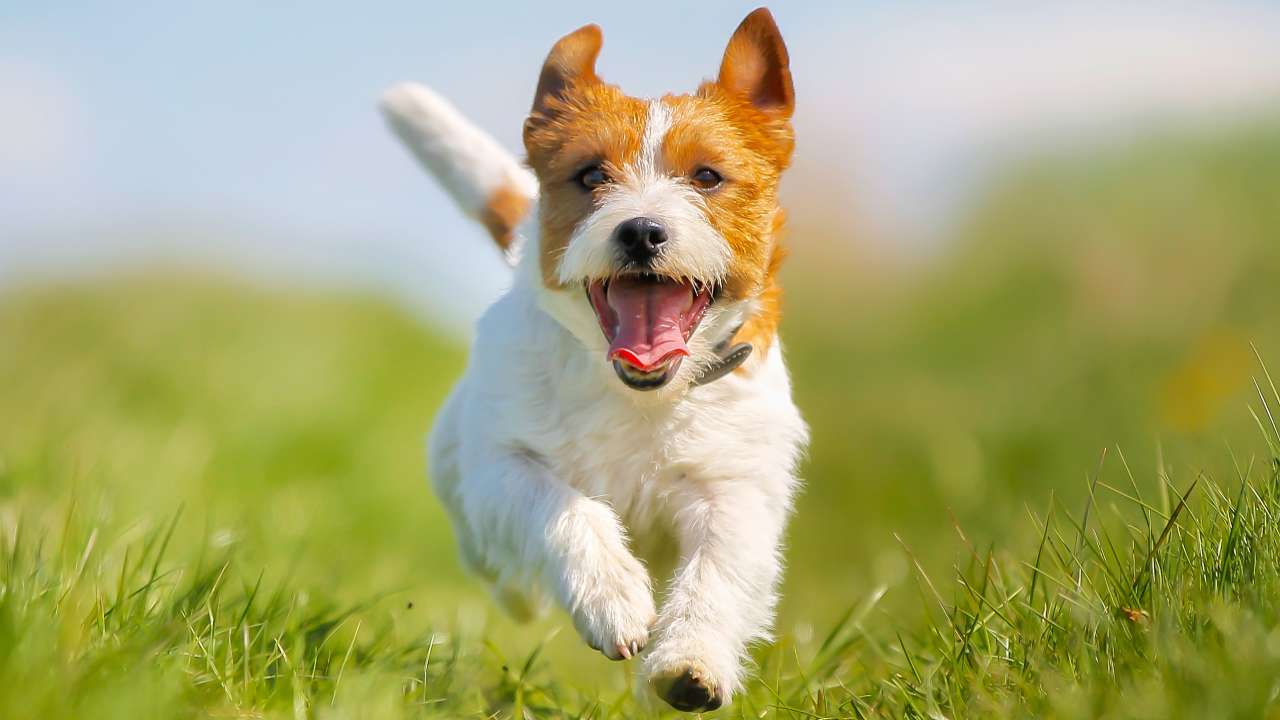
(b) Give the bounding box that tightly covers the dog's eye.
[691,167,723,190]
[575,164,609,190]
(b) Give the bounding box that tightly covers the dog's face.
[523,9,794,391]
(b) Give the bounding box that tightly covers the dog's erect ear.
[530,24,603,116]
[717,8,794,118]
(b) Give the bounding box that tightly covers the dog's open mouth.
[586,274,713,390]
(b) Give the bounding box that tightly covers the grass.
[3,120,1280,717]
[781,116,1280,620]
[3,287,1280,719]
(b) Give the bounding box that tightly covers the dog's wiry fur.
[382,8,808,711]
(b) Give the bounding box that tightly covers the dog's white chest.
[528,373,700,527]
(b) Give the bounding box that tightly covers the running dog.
[382,8,807,711]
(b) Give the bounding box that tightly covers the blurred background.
[3,0,1280,692]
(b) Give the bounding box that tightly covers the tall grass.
[3,349,1279,717]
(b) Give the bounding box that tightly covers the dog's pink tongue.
[606,277,693,371]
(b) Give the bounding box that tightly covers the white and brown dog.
[382,8,807,712]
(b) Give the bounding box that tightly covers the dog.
[381,8,807,712]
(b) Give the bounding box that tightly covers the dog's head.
[523,8,794,392]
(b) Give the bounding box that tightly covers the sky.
[3,1,1279,328]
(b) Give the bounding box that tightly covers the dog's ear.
[530,24,603,117]
[717,8,794,118]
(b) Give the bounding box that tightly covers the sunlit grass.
[2,368,1279,718]
[3,118,1280,717]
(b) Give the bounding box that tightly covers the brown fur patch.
[733,209,788,363]
[663,87,792,302]
[525,84,647,287]
[718,8,795,117]
[479,183,532,250]
[531,24,603,116]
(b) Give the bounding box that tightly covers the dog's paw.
[567,553,655,661]
[648,660,726,713]
[645,633,741,712]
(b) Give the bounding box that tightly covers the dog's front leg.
[645,479,793,711]
[460,450,656,660]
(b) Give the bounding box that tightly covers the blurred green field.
[784,118,1280,618]
[1,118,1279,717]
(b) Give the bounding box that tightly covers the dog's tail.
[380,83,537,262]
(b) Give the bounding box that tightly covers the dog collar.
[692,326,753,387]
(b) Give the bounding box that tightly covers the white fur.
[393,85,808,707]
[380,82,538,263]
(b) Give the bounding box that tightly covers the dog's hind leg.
[488,575,547,623]
[429,387,547,622]
[427,387,490,579]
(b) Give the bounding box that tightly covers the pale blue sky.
[3,2,1278,327]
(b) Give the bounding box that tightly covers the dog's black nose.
[613,217,668,264]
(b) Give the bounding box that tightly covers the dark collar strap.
[692,324,753,387]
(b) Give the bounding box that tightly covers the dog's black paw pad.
[662,669,722,713]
